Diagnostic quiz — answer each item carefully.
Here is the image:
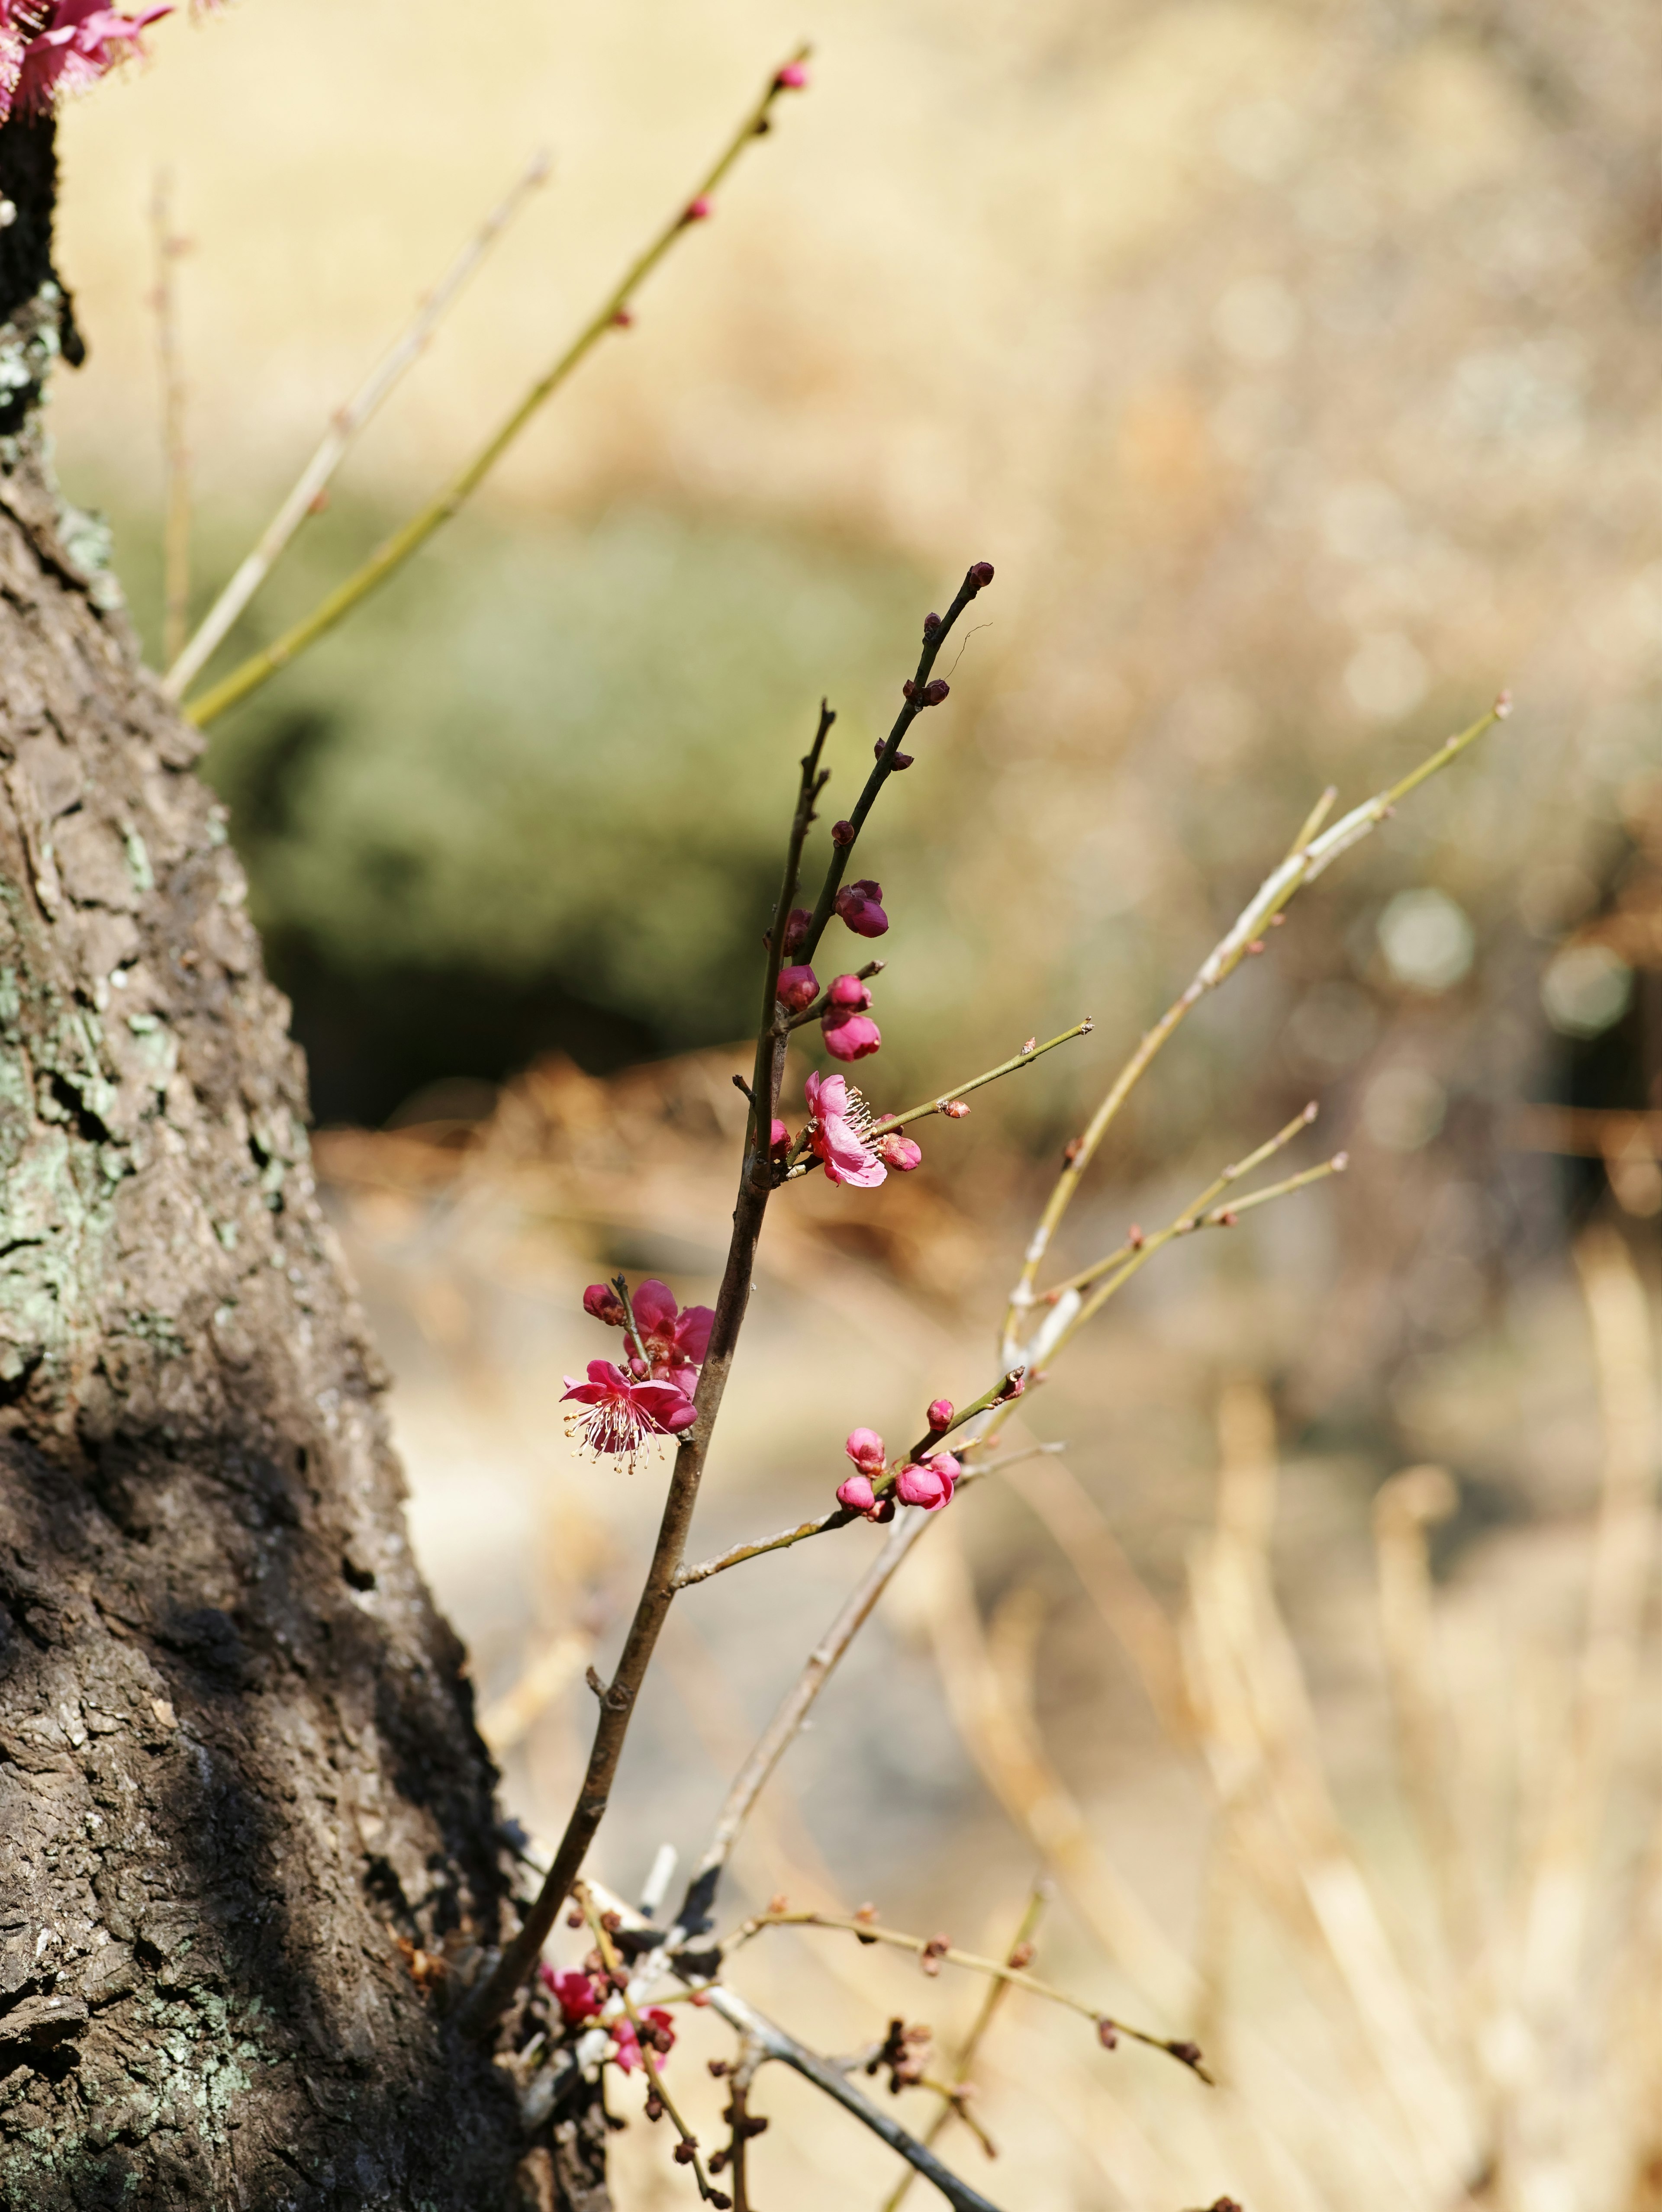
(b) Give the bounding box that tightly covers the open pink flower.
[539,1965,602,2027]
[630,1279,714,1376]
[609,2018,643,2072]
[836,880,888,938]
[562,1360,697,1466]
[895,1452,960,1511]
[804,1070,885,1189]
[8,1,171,119]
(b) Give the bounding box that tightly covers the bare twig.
[149,170,191,669]
[999,702,1507,1364]
[700,1982,1011,2212]
[728,1905,1208,2078]
[162,147,550,698]
[186,52,811,728]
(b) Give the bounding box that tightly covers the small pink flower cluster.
[835,1424,961,1519]
[0,1,172,123]
[561,1279,714,1466]
[538,1964,675,2074]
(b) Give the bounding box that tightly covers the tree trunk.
[0,116,574,2211]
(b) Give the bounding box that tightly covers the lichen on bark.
[0,110,569,2212]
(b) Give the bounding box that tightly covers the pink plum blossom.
[836,1471,876,1515]
[583,1283,626,1327]
[835,881,888,938]
[562,1360,697,1466]
[895,1453,960,1511]
[539,1966,602,2026]
[769,1117,792,1160]
[609,2007,676,2073]
[822,975,881,1061]
[876,1133,922,1171]
[804,1070,884,1189]
[926,1399,954,1432]
[781,907,812,955]
[6,1,171,121]
[776,964,818,1012]
[629,1279,714,1377]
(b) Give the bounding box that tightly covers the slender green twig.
[727,1909,1211,2081]
[185,51,810,728]
[164,146,550,698]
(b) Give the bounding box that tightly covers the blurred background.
[50,0,1662,2202]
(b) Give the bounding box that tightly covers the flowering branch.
[998,699,1509,1366]
[184,51,812,729]
[779,1019,1095,1180]
[163,145,550,698]
[578,1885,721,2203]
[726,1910,1212,2081]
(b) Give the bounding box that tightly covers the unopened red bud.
[926,1398,953,1431]
[1218,1208,1237,1227]
[781,907,812,955]
[831,819,856,846]
[775,60,809,87]
[967,560,995,589]
[902,678,916,700]
[923,611,941,634]
[1097,2017,1119,2050]
[921,678,949,707]
[708,2058,730,2077]
[776,964,819,1012]
[835,880,888,937]
[827,972,872,1011]
[1127,1223,1144,1248]
[683,196,712,223]
[770,1117,791,1156]
[876,1132,922,1171]
[672,2141,698,2164]
[1169,2039,1205,2071]
[583,1283,627,1326]
[1007,1941,1034,1970]
[612,306,635,328]
[941,1098,970,1119]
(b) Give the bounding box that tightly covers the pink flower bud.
[781,907,813,955]
[926,1398,953,1432]
[895,1452,959,1511]
[921,678,949,707]
[775,61,809,88]
[827,973,872,1011]
[923,611,941,634]
[822,1011,881,1062]
[583,1283,626,1327]
[776,964,819,1012]
[835,881,888,937]
[967,560,995,589]
[941,1099,970,1119]
[845,1428,886,1473]
[831,820,856,847]
[836,1472,876,1515]
[684,196,713,223]
[770,1117,791,1155]
[876,1133,922,1172]
[612,307,635,328]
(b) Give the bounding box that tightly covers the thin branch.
[999,701,1507,1364]
[699,1982,1011,2212]
[185,51,810,728]
[796,563,996,968]
[727,1910,1211,2081]
[162,146,550,698]
[672,1372,1021,1588]
[149,169,191,669]
[881,1885,1050,2212]
[673,1508,934,1932]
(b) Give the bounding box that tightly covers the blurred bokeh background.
[48,0,1662,2202]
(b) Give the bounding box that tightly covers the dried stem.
[149,169,191,670]
[880,1885,1051,2212]
[185,52,810,728]
[162,146,550,698]
[999,702,1506,1364]
[728,1910,1211,2080]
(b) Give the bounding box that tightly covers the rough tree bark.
[0,116,592,2212]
